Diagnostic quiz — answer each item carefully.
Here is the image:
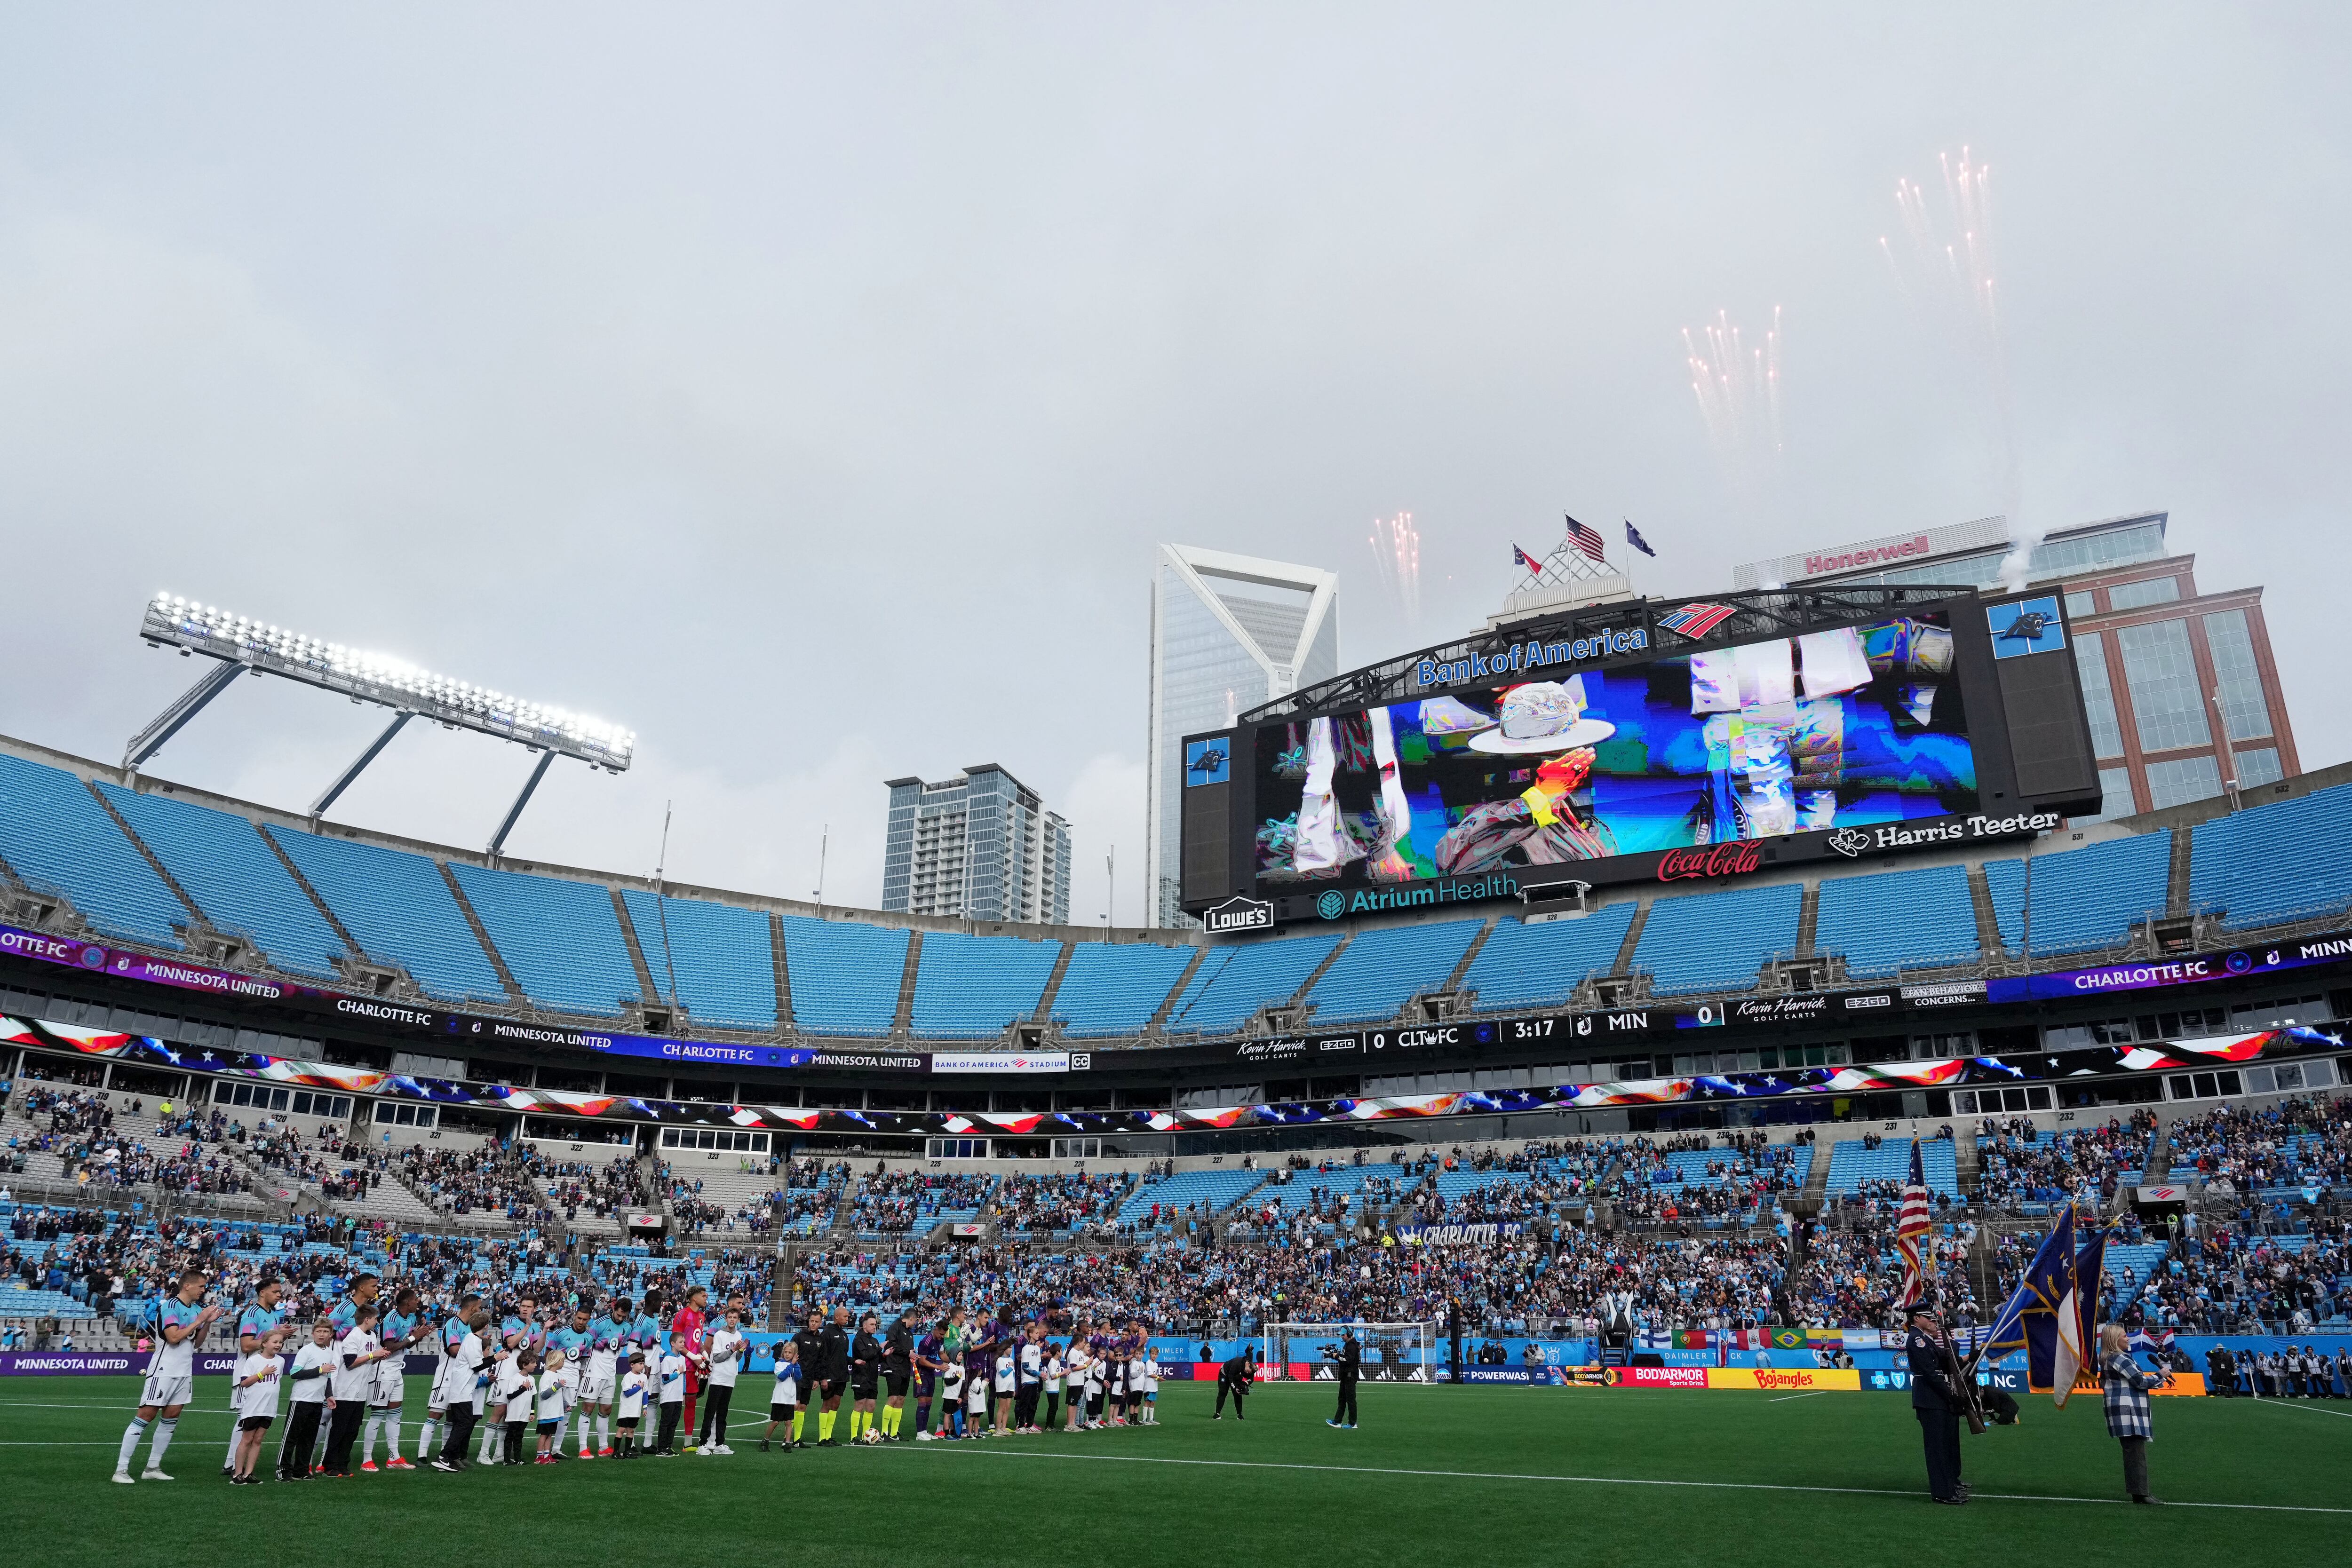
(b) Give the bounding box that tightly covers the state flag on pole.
[1512,544,1546,577]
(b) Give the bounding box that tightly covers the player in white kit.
[114,1268,223,1483]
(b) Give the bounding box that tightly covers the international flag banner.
[1895,1140,1931,1306]
[1625,520,1657,557]
[1673,1329,1713,1350]
[1656,602,1738,640]
[1512,543,1546,577]
[1565,514,1608,562]
[1772,1329,1806,1351]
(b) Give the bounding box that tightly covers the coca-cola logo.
[1655,842,1764,881]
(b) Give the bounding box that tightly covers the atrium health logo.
[1315,890,1348,920]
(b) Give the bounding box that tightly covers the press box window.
[1950,1085,2054,1115]
[658,1127,769,1152]
[371,1102,438,1127]
[288,1092,350,1118]
[213,1082,291,1112]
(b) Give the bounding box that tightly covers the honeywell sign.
[1732,515,2007,591]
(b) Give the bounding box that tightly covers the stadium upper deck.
[4,733,2352,1056]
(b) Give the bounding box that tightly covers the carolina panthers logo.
[1315,890,1347,920]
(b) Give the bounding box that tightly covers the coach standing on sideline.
[1213,1351,1253,1420]
[1326,1328,1360,1430]
[1905,1300,1966,1505]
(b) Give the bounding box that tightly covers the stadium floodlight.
[128,592,634,853]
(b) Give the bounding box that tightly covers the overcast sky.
[2,6,2345,923]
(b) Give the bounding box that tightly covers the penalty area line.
[885,1442,2352,1513]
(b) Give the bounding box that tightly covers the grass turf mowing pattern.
[5,1376,2344,1568]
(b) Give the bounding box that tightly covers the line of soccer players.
[112,1270,1163,1483]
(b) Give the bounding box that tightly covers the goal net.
[1260,1322,1434,1381]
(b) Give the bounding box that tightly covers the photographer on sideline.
[1325,1329,1360,1430]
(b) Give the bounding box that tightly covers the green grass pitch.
[8,1375,2344,1567]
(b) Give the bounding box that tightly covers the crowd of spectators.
[1976,1111,2156,1209]
[993,1172,1135,1235]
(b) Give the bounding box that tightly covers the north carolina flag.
[1512,543,1546,577]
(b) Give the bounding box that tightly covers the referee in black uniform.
[789,1309,826,1449]
[1326,1329,1361,1429]
[1904,1300,1968,1505]
[816,1306,851,1445]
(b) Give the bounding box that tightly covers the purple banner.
[1986,931,2352,1004]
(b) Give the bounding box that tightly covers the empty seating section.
[2104,1241,2169,1310]
[0,755,187,947]
[265,827,505,1003]
[1824,1138,1960,1200]
[1983,831,2171,958]
[1460,905,1636,1013]
[96,784,346,979]
[1303,919,1482,1025]
[619,891,778,1030]
[1164,931,1343,1036]
[1115,1168,1263,1225]
[779,916,910,1037]
[1632,883,1803,996]
[2189,782,2352,930]
[1812,864,1980,977]
[910,933,1061,1038]
[1050,942,1198,1037]
[448,863,642,1018]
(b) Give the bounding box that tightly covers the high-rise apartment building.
[1146,544,1339,927]
[1735,511,2297,820]
[881,763,1071,924]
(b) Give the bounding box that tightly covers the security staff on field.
[1905,1299,1968,1505]
[1326,1328,1361,1430]
[1212,1351,1254,1420]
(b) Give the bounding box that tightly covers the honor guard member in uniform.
[1326,1328,1361,1429]
[1905,1299,1968,1505]
[1213,1350,1254,1420]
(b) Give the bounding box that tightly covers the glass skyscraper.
[882,763,1071,924]
[1146,544,1339,927]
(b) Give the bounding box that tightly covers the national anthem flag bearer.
[1895,1140,1931,1307]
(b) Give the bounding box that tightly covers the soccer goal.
[1260,1322,1435,1381]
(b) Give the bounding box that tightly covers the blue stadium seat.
[1631,883,1803,996]
[0,754,188,948]
[779,915,910,1037]
[1460,904,1636,1013]
[1812,864,1981,978]
[2188,781,2352,930]
[96,783,346,978]
[1163,931,1344,1036]
[1823,1139,1960,1200]
[1303,919,1483,1025]
[910,932,1063,1039]
[1049,942,1198,1038]
[1983,832,2171,958]
[1116,1168,1264,1225]
[449,863,642,1018]
[619,890,778,1030]
[264,827,506,1003]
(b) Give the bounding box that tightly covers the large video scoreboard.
[1180,584,2100,929]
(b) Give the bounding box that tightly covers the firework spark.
[1682,305,1784,517]
[1368,511,1422,627]
[1882,147,2023,571]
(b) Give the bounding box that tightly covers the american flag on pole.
[1564,514,1608,562]
[1895,1139,1931,1306]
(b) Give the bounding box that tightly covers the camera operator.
[1324,1329,1360,1430]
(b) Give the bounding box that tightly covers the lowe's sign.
[1415,626,1649,688]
